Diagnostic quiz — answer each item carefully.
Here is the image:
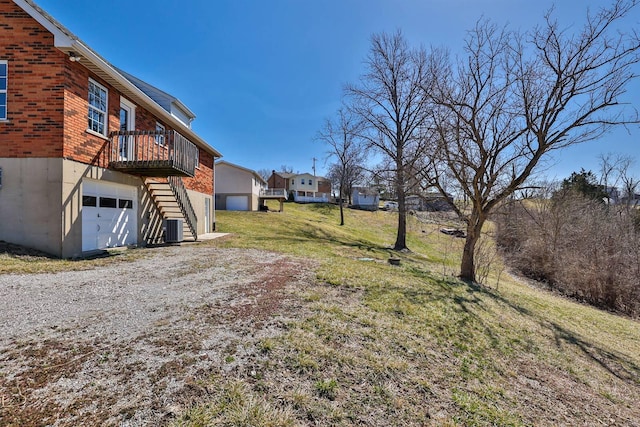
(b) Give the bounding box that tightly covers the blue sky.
[36,0,639,181]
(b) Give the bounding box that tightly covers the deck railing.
[109,130,198,177]
[260,188,288,197]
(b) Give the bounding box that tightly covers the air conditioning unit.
[165,219,183,243]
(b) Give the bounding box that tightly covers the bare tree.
[280,165,295,174]
[256,168,272,183]
[346,31,434,250]
[424,1,640,282]
[617,156,640,208]
[317,108,365,225]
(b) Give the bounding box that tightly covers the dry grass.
[2,203,639,425]
[0,241,147,274]
[176,203,640,426]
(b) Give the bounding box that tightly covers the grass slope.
[177,203,640,426]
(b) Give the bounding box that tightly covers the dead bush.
[494,194,640,317]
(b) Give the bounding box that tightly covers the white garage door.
[82,180,138,251]
[226,195,249,211]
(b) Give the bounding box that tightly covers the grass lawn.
[176,202,640,426]
[2,202,638,425]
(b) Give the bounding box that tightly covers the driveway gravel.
[0,244,313,426]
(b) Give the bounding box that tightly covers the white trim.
[119,97,136,130]
[88,78,108,136]
[0,60,7,120]
[12,0,74,47]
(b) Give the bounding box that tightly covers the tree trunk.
[394,168,407,250]
[339,183,345,226]
[459,209,485,282]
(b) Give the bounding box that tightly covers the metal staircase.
[145,177,198,242]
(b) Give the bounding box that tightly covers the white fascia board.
[13,0,74,47]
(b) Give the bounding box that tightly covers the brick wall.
[63,64,113,167]
[184,149,213,194]
[268,172,290,190]
[318,179,331,194]
[0,0,65,157]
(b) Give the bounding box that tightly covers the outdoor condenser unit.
[165,219,184,243]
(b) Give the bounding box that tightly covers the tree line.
[319,0,640,283]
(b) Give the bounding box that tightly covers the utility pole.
[312,157,317,177]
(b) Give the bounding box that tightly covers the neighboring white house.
[351,187,380,211]
[289,173,330,203]
[215,161,266,211]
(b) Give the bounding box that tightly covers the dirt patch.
[0,245,314,426]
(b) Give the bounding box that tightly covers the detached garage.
[214,161,266,211]
[82,180,138,251]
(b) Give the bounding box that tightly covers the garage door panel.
[82,180,137,251]
[226,195,249,211]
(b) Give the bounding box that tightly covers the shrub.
[494,195,640,317]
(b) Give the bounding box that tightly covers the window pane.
[119,199,133,209]
[88,80,107,135]
[0,63,6,76]
[0,78,6,91]
[82,195,97,207]
[155,123,165,146]
[99,197,117,208]
[0,106,5,120]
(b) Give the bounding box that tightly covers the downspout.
[212,159,216,231]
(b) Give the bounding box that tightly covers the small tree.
[424,0,640,282]
[347,31,434,250]
[317,108,365,225]
[558,169,608,201]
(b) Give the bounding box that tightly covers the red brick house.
[0,0,222,257]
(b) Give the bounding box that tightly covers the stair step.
[144,177,197,242]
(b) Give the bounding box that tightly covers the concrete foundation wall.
[0,157,64,256]
[0,158,213,257]
[187,189,213,234]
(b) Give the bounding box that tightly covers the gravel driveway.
[0,244,313,426]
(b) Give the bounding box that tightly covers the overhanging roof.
[13,0,222,158]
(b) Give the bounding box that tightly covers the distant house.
[215,161,266,211]
[406,193,453,212]
[351,187,379,211]
[267,170,331,203]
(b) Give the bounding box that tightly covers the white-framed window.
[291,179,295,185]
[155,122,165,146]
[309,179,313,186]
[0,60,7,120]
[88,78,108,135]
[301,178,305,185]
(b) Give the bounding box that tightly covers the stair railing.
[167,176,198,241]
